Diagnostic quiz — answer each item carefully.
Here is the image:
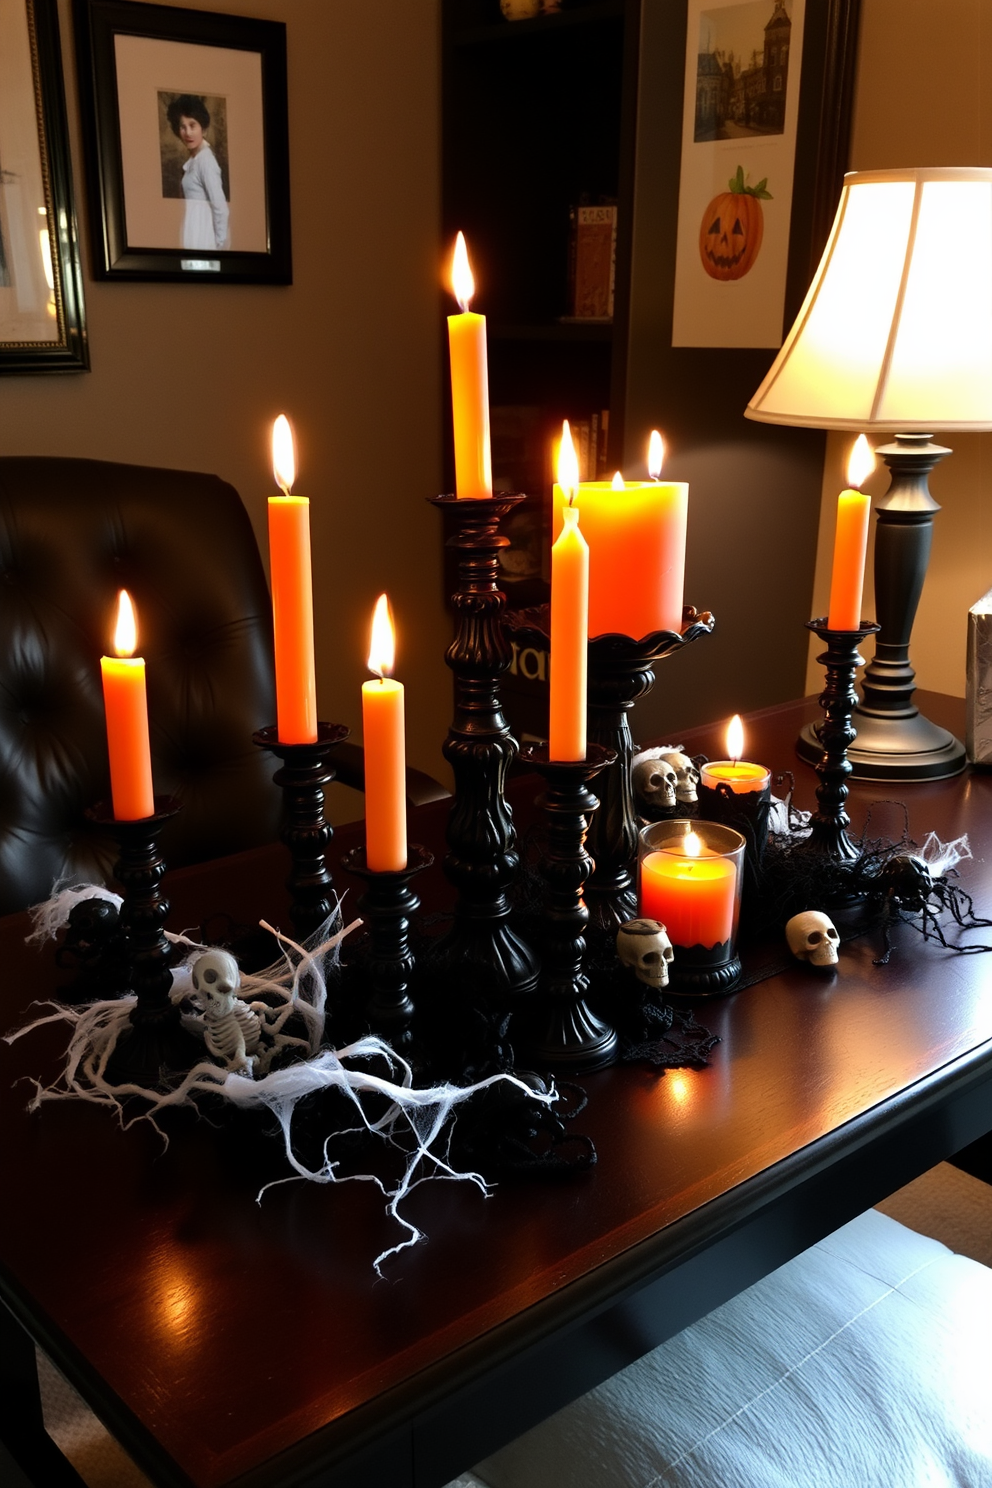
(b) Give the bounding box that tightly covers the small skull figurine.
[661,751,700,805]
[785,911,840,968]
[632,751,678,811]
[617,918,674,990]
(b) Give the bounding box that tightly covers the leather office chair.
[0,457,447,918]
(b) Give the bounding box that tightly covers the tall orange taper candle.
[551,429,687,637]
[101,589,155,821]
[826,435,875,630]
[448,232,493,499]
[269,415,318,743]
[362,594,407,872]
[549,421,588,761]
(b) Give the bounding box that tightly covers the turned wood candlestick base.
[253,722,349,941]
[341,844,433,1050]
[85,796,201,1085]
[800,618,881,865]
[518,742,617,1071]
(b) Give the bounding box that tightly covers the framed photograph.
[1,0,88,372]
[74,0,291,283]
[668,0,859,348]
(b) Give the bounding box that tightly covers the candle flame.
[557,420,579,502]
[113,590,138,658]
[451,231,475,313]
[647,429,664,479]
[611,470,625,491]
[272,414,296,494]
[367,593,395,679]
[847,433,875,489]
[683,829,703,858]
[727,713,744,763]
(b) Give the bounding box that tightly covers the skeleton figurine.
[785,911,840,968]
[191,949,310,1075]
[616,918,674,990]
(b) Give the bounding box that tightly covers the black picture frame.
[74,0,291,283]
[0,0,88,373]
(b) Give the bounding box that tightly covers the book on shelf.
[567,203,617,321]
[569,409,611,480]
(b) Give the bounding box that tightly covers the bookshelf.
[442,0,640,740]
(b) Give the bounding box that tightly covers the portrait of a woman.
[165,93,230,252]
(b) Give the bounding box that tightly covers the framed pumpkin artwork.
[668,0,860,349]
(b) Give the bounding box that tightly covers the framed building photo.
[74,0,291,283]
[0,0,88,372]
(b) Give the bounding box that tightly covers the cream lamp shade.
[745,166,992,432]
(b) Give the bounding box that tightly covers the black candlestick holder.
[518,742,617,1070]
[800,618,881,865]
[340,843,433,1050]
[253,722,350,941]
[428,494,540,1002]
[506,606,715,935]
[85,796,201,1086]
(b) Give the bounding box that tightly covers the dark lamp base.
[798,714,966,782]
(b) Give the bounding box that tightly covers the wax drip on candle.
[272,414,296,495]
[558,419,579,507]
[451,230,475,313]
[611,471,625,491]
[648,430,664,482]
[368,592,395,684]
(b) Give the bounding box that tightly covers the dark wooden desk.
[2,694,991,1488]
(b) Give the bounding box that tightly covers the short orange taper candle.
[362,594,407,873]
[100,589,155,821]
[826,435,875,630]
[448,232,493,500]
[639,829,737,949]
[269,415,318,744]
[549,421,589,761]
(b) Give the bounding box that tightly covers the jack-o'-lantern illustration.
[699,166,772,281]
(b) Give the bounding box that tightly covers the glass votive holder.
[637,818,746,996]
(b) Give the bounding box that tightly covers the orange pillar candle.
[826,434,875,630]
[362,594,407,872]
[269,415,318,744]
[699,714,771,795]
[100,590,155,821]
[549,422,589,761]
[639,831,737,949]
[448,232,493,499]
[551,431,687,638]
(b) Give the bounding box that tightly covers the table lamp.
[746,166,992,780]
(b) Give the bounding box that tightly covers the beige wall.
[806,0,992,697]
[2,0,448,819]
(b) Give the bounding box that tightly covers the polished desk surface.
[2,693,992,1488]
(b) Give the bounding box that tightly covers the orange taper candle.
[448,232,493,499]
[639,830,737,949]
[269,415,318,743]
[549,422,588,761]
[551,430,687,638]
[362,594,407,872]
[826,435,875,630]
[100,589,155,821]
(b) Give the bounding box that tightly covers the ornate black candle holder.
[518,742,617,1070]
[428,494,540,1002]
[253,722,350,941]
[85,796,201,1085]
[506,606,715,934]
[340,843,433,1050]
[800,618,881,865]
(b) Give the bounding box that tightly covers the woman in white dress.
[166,94,229,251]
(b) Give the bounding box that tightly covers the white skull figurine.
[617,918,674,990]
[191,949,261,1072]
[785,911,840,968]
[661,751,700,805]
[632,752,678,810]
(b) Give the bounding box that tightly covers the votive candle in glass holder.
[638,819,746,996]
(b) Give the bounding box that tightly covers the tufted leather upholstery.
[0,457,283,916]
